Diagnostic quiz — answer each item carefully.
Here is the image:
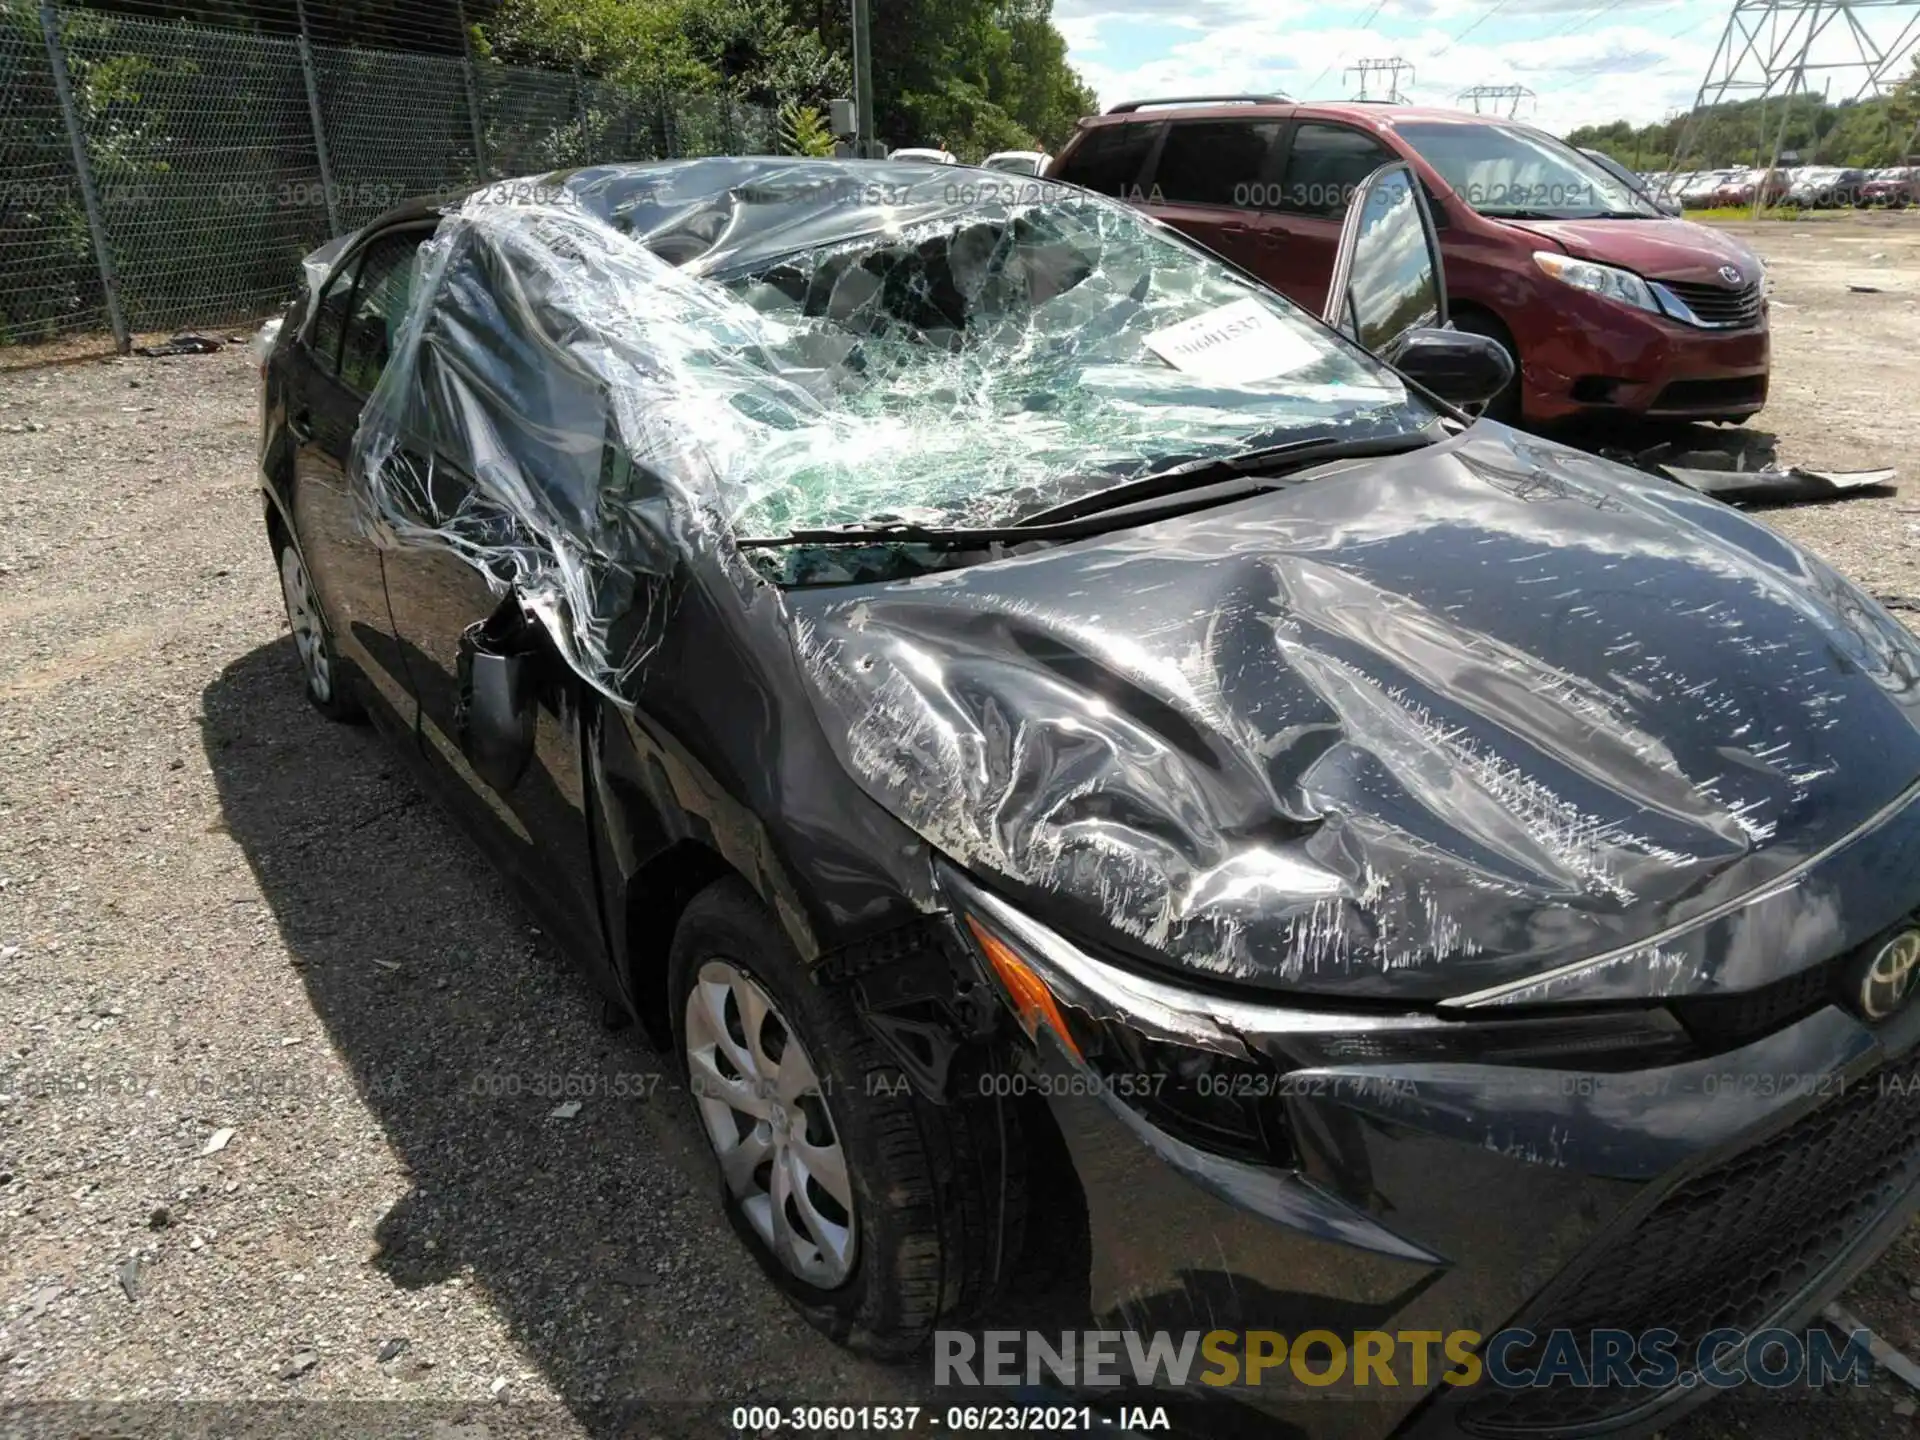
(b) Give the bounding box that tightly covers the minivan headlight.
[1532,250,1661,315]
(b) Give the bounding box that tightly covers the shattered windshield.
[711,196,1432,541]
[351,162,1436,693]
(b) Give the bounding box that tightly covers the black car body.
[257,157,1920,1438]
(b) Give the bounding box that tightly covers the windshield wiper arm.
[736,431,1439,550]
[1018,430,1439,526]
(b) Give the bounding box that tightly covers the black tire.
[668,877,1023,1358]
[1450,307,1523,426]
[269,528,364,724]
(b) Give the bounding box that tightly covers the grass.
[1686,205,1828,222]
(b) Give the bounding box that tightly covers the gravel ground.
[2,212,1919,1440]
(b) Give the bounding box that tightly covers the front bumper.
[1034,1000,1920,1439]
[1519,291,1770,425]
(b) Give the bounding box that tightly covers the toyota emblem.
[1718,264,1744,286]
[1859,929,1920,1021]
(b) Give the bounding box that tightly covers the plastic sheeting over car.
[342,159,1424,693]
[325,157,1920,1002]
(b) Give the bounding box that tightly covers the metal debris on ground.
[1823,1301,1920,1394]
[1600,438,1896,505]
[132,333,224,358]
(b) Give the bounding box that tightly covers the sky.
[1053,0,1915,136]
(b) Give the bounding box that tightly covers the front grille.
[1459,1052,1920,1435]
[1668,952,1846,1051]
[1658,277,1765,328]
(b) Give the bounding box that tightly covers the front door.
[1138,118,1294,284]
[1266,121,1401,312]
[346,299,610,963]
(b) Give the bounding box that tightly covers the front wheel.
[669,878,1023,1358]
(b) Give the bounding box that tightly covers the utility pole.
[1456,83,1537,117]
[1347,57,1414,102]
[851,0,876,157]
[1668,0,1920,205]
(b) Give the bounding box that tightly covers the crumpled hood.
[784,427,1920,1002]
[1504,216,1760,285]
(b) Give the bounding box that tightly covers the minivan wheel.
[668,877,1023,1358]
[273,536,363,723]
[1450,308,1523,425]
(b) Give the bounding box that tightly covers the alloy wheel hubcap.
[278,545,332,702]
[684,959,857,1288]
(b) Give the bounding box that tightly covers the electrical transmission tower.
[1348,57,1415,102]
[1456,84,1537,116]
[1669,0,1920,192]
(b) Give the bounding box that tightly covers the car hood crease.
[785,428,1920,1002]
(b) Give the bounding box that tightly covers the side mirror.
[1653,193,1683,217]
[455,605,538,793]
[1324,161,1446,356]
[1380,326,1516,411]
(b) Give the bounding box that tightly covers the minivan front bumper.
[1522,293,1771,425]
[1025,994,1920,1439]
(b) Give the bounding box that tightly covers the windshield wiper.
[1019,430,1438,526]
[735,431,1439,549]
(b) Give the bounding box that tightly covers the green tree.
[778,100,835,155]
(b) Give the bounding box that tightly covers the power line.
[1302,0,1392,97]
[1434,0,1518,57]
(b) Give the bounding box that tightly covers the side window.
[1149,120,1284,208]
[338,230,428,395]
[306,257,360,374]
[1279,123,1395,219]
[1054,122,1161,198]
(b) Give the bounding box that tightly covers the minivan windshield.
[713,195,1435,543]
[1397,120,1660,219]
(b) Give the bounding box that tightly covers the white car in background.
[982,149,1051,175]
[887,146,958,164]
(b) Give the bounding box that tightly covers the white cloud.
[1062,6,1723,130]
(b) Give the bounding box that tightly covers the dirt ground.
[1,211,1919,1440]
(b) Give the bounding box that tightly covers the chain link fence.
[0,1,775,349]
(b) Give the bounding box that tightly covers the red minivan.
[1049,98,1771,425]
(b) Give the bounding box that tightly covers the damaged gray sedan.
[257,156,1920,1437]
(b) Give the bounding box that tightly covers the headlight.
[939,861,1690,1162]
[1532,250,1661,314]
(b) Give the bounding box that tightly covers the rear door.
[289,228,431,725]
[1050,119,1163,201]
[1266,120,1400,311]
[1135,117,1292,283]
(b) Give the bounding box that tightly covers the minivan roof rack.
[1106,94,1289,113]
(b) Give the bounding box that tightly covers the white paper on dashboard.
[1142,297,1322,384]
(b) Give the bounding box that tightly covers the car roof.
[1082,99,1538,131]
[329,156,1091,283]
